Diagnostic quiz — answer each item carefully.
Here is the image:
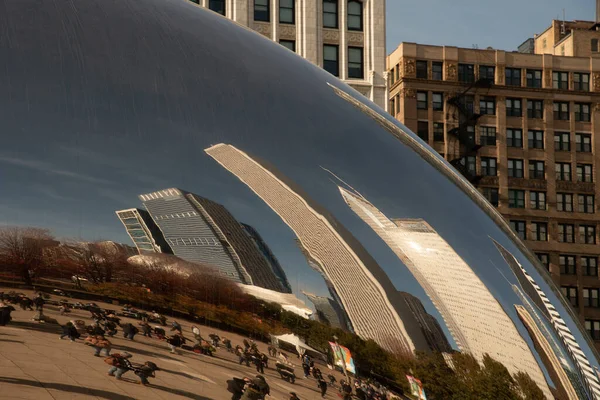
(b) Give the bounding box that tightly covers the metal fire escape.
[447,77,493,185]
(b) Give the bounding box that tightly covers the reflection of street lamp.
[333,335,349,382]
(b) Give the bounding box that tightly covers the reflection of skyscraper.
[495,240,600,400]
[240,223,292,293]
[116,208,173,254]
[139,188,251,283]
[205,143,428,354]
[398,292,452,353]
[515,305,581,400]
[339,187,552,399]
[303,291,351,331]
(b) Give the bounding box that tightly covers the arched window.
[348,0,362,31]
[209,0,225,15]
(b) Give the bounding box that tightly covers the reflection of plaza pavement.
[0,288,343,399]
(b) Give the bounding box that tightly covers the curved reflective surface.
[0,0,599,398]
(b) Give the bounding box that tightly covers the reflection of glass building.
[495,240,600,400]
[339,187,552,398]
[240,223,292,293]
[115,208,173,254]
[398,291,452,353]
[303,291,351,331]
[205,143,428,354]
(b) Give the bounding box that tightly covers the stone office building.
[190,0,387,109]
[386,15,600,351]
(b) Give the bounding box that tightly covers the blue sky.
[387,0,594,53]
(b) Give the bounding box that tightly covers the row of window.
[562,287,600,308]
[396,61,592,91]
[586,319,600,341]
[464,156,593,182]
[552,255,599,276]
[415,92,591,122]
[321,45,363,78]
[505,189,594,213]
[510,220,598,244]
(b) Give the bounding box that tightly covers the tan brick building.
[190,0,387,108]
[387,19,600,351]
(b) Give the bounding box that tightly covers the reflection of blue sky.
[1,2,598,383]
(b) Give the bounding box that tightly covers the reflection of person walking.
[317,376,328,398]
[135,361,158,386]
[33,293,45,311]
[106,352,132,380]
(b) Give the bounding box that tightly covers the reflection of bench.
[276,362,296,383]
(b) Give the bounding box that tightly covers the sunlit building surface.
[205,143,427,354]
[303,291,350,330]
[239,284,313,319]
[497,240,600,399]
[339,187,552,398]
[116,208,173,254]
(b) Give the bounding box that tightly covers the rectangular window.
[554,132,570,151]
[582,257,598,277]
[479,65,495,82]
[593,39,600,52]
[577,164,593,182]
[553,71,569,89]
[584,289,600,308]
[416,60,428,79]
[527,99,544,119]
[323,0,338,28]
[254,0,270,21]
[557,193,573,212]
[432,93,443,111]
[347,0,362,31]
[558,223,575,243]
[554,102,570,120]
[510,220,526,240]
[208,0,225,15]
[528,130,544,149]
[508,159,524,178]
[347,47,363,79]
[585,319,600,340]
[482,187,499,207]
[576,133,592,153]
[505,68,521,86]
[432,62,443,81]
[529,160,545,179]
[531,222,548,241]
[479,96,495,115]
[416,91,427,110]
[508,189,525,208]
[279,0,295,23]
[507,129,523,148]
[526,69,542,88]
[462,155,477,175]
[556,163,572,181]
[323,45,339,76]
[575,103,591,122]
[579,194,595,214]
[480,126,496,146]
[417,121,429,142]
[458,64,475,83]
[433,123,444,141]
[560,255,576,275]
[537,253,550,271]
[580,225,596,244]
[506,98,522,117]
[481,157,497,176]
[574,73,590,91]
[280,40,296,52]
[530,191,546,210]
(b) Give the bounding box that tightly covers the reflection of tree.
[55,241,130,284]
[0,226,55,285]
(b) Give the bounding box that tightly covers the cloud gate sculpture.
[1,0,599,398]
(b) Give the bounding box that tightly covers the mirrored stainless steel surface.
[1,0,599,398]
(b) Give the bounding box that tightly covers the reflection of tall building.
[240,223,292,293]
[116,208,173,254]
[398,292,452,353]
[303,291,350,331]
[495,240,600,400]
[515,305,581,400]
[205,143,428,354]
[339,187,552,399]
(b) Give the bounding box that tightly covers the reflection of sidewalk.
[0,287,345,399]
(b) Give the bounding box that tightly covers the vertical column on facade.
[427,91,434,147]
[236,0,249,26]
[272,0,279,40]
[339,0,347,80]
[201,0,207,8]
[370,0,387,108]
[497,96,508,207]
[544,98,558,281]
[304,0,319,65]
[442,46,458,160]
